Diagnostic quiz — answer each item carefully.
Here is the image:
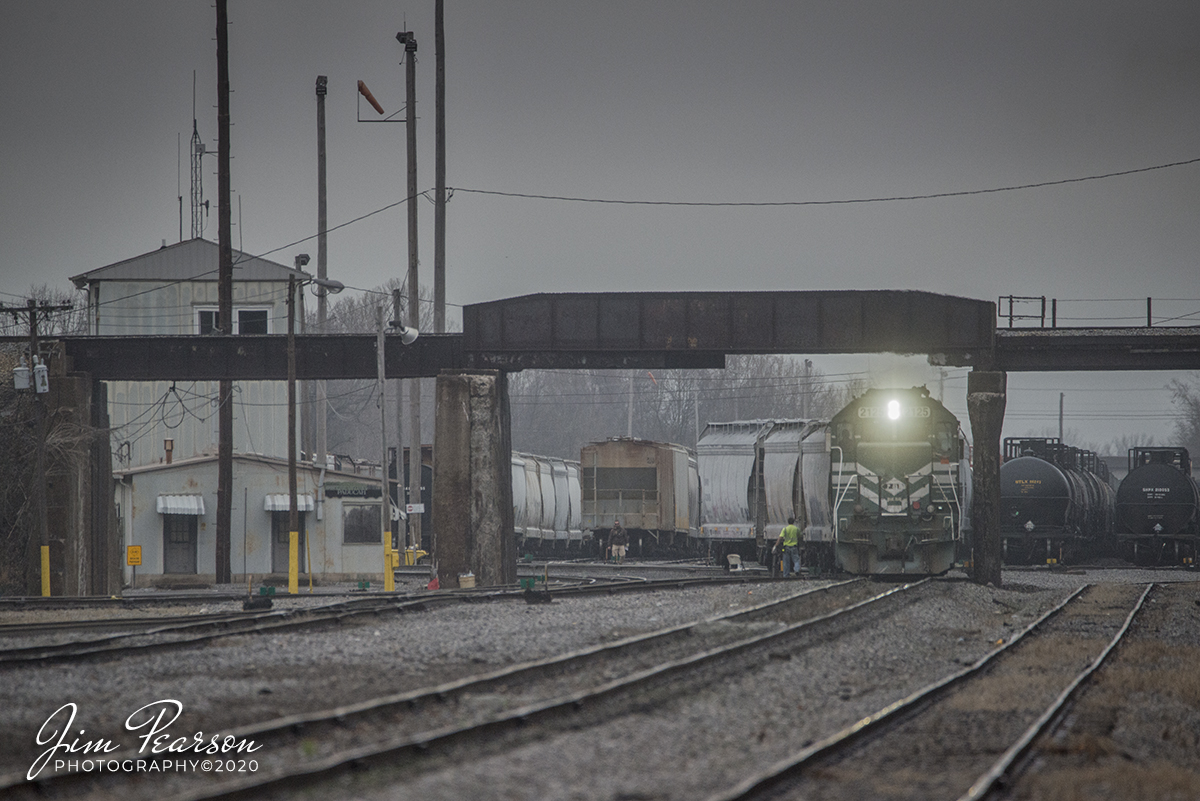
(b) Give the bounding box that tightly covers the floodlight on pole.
[389,319,419,345]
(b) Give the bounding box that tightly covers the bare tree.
[0,346,37,592]
[0,285,87,337]
[309,279,440,462]
[508,356,860,458]
[1103,433,1158,459]
[0,344,96,593]
[1169,374,1200,457]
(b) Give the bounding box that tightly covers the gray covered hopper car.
[512,452,582,553]
[695,419,832,568]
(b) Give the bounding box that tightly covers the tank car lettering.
[1012,479,1041,495]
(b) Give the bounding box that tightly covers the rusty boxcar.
[580,438,699,556]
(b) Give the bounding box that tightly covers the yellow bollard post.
[41,545,50,597]
[384,532,395,591]
[289,530,299,594]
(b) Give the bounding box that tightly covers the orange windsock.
[357,80,385,115]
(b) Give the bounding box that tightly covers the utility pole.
[377,304,395,591]
[287,276,300,595]
[397,30,422,555]
[1058,393,1064,441]
[627,373,634,437]
[434,0,446,333]
[315,75,329,471]
[801,358,812,418]
[393,288,406,547]
[177,133,183,243]
[2,299,70,596]
[215,0,234,585]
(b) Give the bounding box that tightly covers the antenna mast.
[190,71,206,239]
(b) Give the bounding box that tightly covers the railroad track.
[0,573,772,664]
[708,581,1154,801]
[0,596,440,664]
[992,581,1200,800]
[1,577,924,799]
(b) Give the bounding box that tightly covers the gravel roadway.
[2,567,1195,800]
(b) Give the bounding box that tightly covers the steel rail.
[1004,563,1192,573]
[0,568,758,652]
[0,610,282,637]
[0,596,446,664]
[171,578,915,801]
[0,592,251,609]
[956,582,1155,801]
[6,578,906,800]
[178,579,916,801]
[0,574,771,661]
[0,578,867,795]
[705,583,1093,801]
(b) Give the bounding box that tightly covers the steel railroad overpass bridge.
[60,290,1200,379]
[41,290,1200,590]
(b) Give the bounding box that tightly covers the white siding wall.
[109,379,291,466]
[120,459,389,585]
[96,279,296,467]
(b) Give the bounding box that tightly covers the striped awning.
[156,495,205,515]
[264,494,314,512]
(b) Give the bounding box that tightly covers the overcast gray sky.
[2,1,1198,450]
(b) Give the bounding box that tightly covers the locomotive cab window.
[932,423,956,458]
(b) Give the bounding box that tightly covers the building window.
[238,309,268,334]
[343,503,381,544]
[196,307,271,335]
[197,309,219,335]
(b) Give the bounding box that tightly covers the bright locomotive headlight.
[887,399,901,420]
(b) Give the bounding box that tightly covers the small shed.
[115,454,396,588]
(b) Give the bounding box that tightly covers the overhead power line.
[16,155,1200,312]
[449,156,1200,207]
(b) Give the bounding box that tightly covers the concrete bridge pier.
[431,369,515,588]
[967,370,1007,587]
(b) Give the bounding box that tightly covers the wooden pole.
[434,0,446,334]
[215,0,234,585]
[315,75,329,470]
[399,31,423,555]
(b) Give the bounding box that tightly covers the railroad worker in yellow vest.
[773,517,802,578]
[608,520,629,564]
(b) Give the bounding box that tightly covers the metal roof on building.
[70,238,308,288]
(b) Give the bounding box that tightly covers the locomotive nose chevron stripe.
[836,462,956,514]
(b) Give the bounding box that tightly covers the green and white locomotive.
[829,386,971,574]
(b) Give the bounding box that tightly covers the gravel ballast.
[1,567,1195,799]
